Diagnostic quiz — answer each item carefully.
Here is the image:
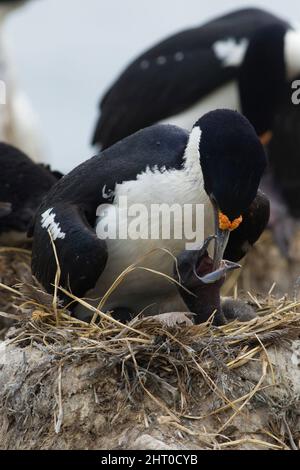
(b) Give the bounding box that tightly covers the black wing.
[93,8,288,148]
[31,124,188,299]
[31,204,108,302]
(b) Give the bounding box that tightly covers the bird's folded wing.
[31,204,108,301]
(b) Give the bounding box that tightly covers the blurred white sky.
[4,0,300,172]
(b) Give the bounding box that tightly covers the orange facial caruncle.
[219,212,243,232]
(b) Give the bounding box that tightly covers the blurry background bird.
[0,0,43,162]
[91,8,291,149]
[0,142,61,245]
[263,82,300,257]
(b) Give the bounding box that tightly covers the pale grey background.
[4,0,300,172]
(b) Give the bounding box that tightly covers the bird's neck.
[197,287,225,326]
[181,284,225,326]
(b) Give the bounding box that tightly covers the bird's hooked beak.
[194,235,240,284]
[213,224,230,271]
[211,198,243,270]
[197,258,241,284]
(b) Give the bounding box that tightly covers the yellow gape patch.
[219,212,243,231]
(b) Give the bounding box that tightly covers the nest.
[0,246,300,450]
[0,246,32,338]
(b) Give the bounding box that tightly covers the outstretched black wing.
[93,8,288,148]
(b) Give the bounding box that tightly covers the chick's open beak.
[197,259,241,284]
[191,235,241,284]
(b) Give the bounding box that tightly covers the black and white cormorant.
[31,109,268,320]
[0,0,43,162]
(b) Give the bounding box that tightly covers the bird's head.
[195,109,267,268]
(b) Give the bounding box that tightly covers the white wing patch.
[41,208,66,240]
[102,184,114,200]
[213,37,249,67]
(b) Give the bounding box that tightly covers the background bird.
[92,7,295,148]
[0,0,43,162]
[262,81,300,257]
[31,110,267,320]
[92,7,299,257]
[0,142,61,245]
